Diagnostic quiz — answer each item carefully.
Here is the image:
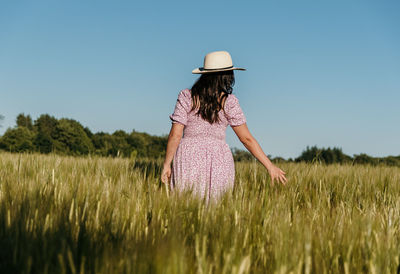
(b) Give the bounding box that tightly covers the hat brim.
[192,67,246,74]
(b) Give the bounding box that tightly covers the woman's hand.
[161,163,171,185]
[266,164,287,185]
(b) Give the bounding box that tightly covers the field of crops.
[0,152,399,273]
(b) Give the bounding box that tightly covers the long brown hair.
[190,70,235,124]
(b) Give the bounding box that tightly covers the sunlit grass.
[0,152,399,273]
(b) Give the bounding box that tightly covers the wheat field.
[0,152,399,273]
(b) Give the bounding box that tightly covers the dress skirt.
[170,136,235,204]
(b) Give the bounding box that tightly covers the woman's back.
[169,88,246,142]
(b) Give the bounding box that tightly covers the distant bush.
[0,127,35,152]
[232,148,254,162]
[295,146,352,164]
[295,146,399,167]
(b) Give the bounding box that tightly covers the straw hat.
[192,51,246,74]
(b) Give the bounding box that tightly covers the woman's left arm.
[161,123,184,184]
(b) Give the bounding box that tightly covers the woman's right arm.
[232,123,287,185]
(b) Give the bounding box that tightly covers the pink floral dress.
[169,89,246,203]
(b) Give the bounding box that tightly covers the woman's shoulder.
[181,88,191,94]
[177,88,192,99]
[175,89,192,108]
[224,93,240,108]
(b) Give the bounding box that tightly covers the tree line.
[294,146,400,167]
[232,146,400,167]
[0,114,166,159]
[0,113,399,166]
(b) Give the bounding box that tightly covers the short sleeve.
[224,94,246,126]
[169,89,191,126]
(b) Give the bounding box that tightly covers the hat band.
[202,65,233,71]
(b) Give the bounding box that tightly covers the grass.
[0,152,399,273]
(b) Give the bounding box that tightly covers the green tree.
[380,156,400,166]
[16,113,33,130]
[353,153,378,165]
[127,131,148,157]
[296,146,322,163]
[33,114,59,153]
[102,133,128,157]
[90,131,130,157]
[296,146,352,164]
[111,130,132,157]
[0,127,35,152]
[52,118,94,155]
[90,132,108,155]
[147,135,167,158]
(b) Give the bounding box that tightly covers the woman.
[161,51,287,203]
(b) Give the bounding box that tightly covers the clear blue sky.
[1,0,399,158]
